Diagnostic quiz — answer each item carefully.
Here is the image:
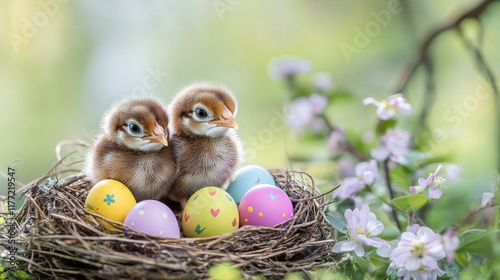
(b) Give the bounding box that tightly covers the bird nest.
[5,168,339,279]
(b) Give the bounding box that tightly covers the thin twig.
[456,26,500,173]
[413,57,435,141]
[457,205,498,228]
[320,115,368,161]
[396,0,496,93]
[383,159,402,231]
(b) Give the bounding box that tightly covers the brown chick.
[167,83,242,207]
[86,97,176,202]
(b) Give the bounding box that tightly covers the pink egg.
[238,184,294,227]
[124,200,180,238]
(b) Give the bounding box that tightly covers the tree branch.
[395,0,499,170]
[320,115,368,162]
[456,27,500,173]
[396,0,497,93]
[383,158,402,231]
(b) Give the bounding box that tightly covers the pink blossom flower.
[444,164,462,182]
[285,97,315,128]
[338,156,356,178]
[285,94,328,130]
[406,224,421,234]
[481,192,495,208]
[268,56,312,79]
[355,160,378,185]
[363,93,412,120]
[389,225,445,276]
[336,177,365,199]
[309,118,326,133]
[371,128,410,162]
[442,228,459,264]
[409,165,444,199]
[314,72,333,90]
[387,262,445,280]
[328,128,346,155]
[334,160,378,199]
[332,205,389,257]
[309,93,327,113]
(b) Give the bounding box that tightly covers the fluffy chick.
[167,83,242,207]
[86,97,176,201]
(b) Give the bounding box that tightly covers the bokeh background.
[1,0,499,219]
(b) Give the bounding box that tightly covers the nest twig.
[2,168,340,279]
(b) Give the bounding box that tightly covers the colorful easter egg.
[182,187,239,238]
[84,179,137,229]
[239,184,294,227]
[124,200,180,238]
[226,165,276,205]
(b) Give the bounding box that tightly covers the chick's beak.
[143,122,168,146]
[209,105,238,129]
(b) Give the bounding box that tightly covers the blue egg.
[226,165,276,204]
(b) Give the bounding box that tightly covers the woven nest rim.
[4,167,341,279]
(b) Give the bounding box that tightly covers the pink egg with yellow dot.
[238,184,294,227]
[124,200,180,238]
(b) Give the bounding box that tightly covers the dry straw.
[3,148,340,279]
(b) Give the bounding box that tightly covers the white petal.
[371,147,390,161]
[404,256,420,271]
[367,221,384,236]
[362,97,380,106]
[377,107,393,120]
[481,192,495,208]
[376,246,391,257]
[354,244,366,257]
[420,256,439,269]
[332,241,358,253]
[428,186,442,199]
[406,224,421,234]
[434,164,442,175]
[363,171,375,185]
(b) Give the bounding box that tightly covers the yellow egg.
[182,187,239,238]
[84,179,137,229]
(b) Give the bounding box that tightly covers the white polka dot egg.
[124,200,180,238]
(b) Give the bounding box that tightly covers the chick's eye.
[127,122,143,135]
[195,108,208,119]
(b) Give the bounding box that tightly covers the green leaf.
[208,262,242,280]
[327,90,354,104]
[454,251,470,268]
[399,151,430,167]
[390,165,413,190]
[391,194,429,213]
[443,259,464,278]
[326,213,347,234]
[299,132,327,143]
[284,273,303,280]
[457,229,493,258]
[354,258,368,276]
[376,119,397,136]
[457,229,488,250]
[421,154,453,167]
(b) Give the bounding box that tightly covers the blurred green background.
[1,0,499,217]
